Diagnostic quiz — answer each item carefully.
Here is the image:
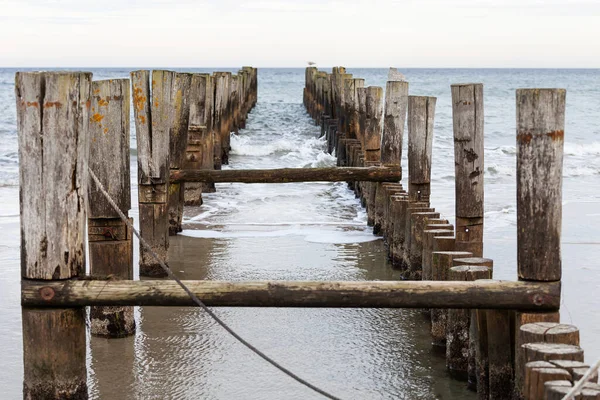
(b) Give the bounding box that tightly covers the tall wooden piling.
[131,70,171,277]
[451,83,484,257]
[399,96,436,274]
[512,88,566,400]
[363,87,383,162]
[407,96,435,203]
[17,71,91,399]
[381,69,408,168]
[373,71,408,235]
[88,78,135,338]
[167,73,192,236]
[516,89,565,282]
[185,73,215,205]
[213,72,231,166]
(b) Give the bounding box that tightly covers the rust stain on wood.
[517,132,533,144]
[43,101,62,108]
[547,130,564,141]
[26,101,39,108]
[39,286,55,301]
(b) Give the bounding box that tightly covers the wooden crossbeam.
[22,279,560,310]
[169,166,401,184]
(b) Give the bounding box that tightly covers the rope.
[87,166,342,400]
[562,358,600,399]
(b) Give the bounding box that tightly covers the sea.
[0,67,599,399]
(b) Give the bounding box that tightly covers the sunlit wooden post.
[17,71,91,399]
[88,78,135,337]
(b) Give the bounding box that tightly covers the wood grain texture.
[447,266,491,380]
[22,280,560,309]
[515,322,580,399]
[382,79,409,165]
[171,166,401,183]
[88,79,131,218]
[364,87,384,161]
[17,71,91,399]
[487,309,514,400]
[430,251,473,345]
[16,71,92,280]
[408,211,440,279]
[451,83,484,219]
[516,88,565,282]
[22,308,87,399]
[167,72,193,235]
[407,96,436,203]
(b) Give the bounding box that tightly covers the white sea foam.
[565,141,600,157]
[180,226,381,244]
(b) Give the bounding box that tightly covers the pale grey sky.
[1,0,599,67]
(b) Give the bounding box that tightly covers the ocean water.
[0,68,599,399]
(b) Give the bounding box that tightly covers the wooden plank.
[170,166,402,183]
[22,279,561,309]
[516,88,565,281]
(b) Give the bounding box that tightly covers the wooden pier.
[14,66,596,399]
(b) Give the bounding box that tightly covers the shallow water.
[1,68,599,399]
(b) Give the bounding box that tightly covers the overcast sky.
[1,0,599,68]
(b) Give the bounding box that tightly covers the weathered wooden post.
[88,78,135,338]
[230,74,240,133]
[213,72,231,165]
[166,73,192,235]
[131,70,171,277]
[407,95,435,204]
[430,251,473,345]
[185,73,214,205]
[512,88,566,400]
[451,83,484,257]
[373,70,408,234]
[400,96,436,272]
[362,87,384,219]
[242,66,257,110]
[381,68,408,170]
[17,71,91,398]
[363,87,383,162]
[451,257,494,390]
[447,265,491,380]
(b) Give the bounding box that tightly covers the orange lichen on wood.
[132,87,146,113]
[91,113,105,123]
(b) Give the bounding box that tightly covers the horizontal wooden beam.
[169,166,401,184]
[22,279,560,310]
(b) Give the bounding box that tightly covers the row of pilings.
[16,67,257,399]
[304,66,597,399]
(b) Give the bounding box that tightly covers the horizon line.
[3,66,600,70]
